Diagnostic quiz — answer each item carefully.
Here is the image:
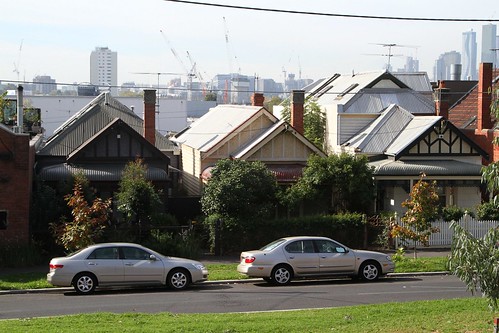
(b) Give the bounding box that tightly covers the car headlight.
[192,263,206,270]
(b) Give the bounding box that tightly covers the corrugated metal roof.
[172,105,270,152]
[343,105,414,154]
[385,116,441,156]
[38,93,175,156]
[38,163,169,181]
[370,159,482,176]
[344,88,434,114]
[392,72,432,92]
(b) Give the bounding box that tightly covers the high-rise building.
[33,75,56,95]
[433,51,461,81]
[462,30,477,80]
[90,47,117,95]
[482,24,497,67]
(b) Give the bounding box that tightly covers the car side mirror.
[336,247,348,253]
[149,254,157,261]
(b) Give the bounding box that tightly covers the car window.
[121,247,151,260]
[87,247,119,259]
[260,239,286,251]
[315,240,346,253]
[285,240,315,254]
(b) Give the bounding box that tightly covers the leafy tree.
[482,84,499,205]
[281,97,326,148]
[448,222,499,310]
[264,96,282,113]
[0,91,8,122]
[201,159,279,254]
[204,91,218,101]
[281,153,375,214]
[116,158,162,241]
[391,173,440,258]
[201,159,278,220]
[50,173,112,252]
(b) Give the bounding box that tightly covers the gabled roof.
[172,104,277,153]
[306,71,433,114]
[449,69,499,129]
[232,119,325,159]
[38,92,175,156]
[343,103,488,160]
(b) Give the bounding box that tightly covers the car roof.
[281,236,331,241]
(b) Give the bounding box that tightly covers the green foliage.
[476,201,499,220]
[449,221,499,310]
[203,213,366,254]
[204,91,217,101]
[50,173,112,252]
[142,229,202,259]
[263,95,282,113]
[391,247,407,263]
[440,205,465,222]
[201,159,279,220]
[283,153,375,214]
[281,96,325,148]
[116,158,163,241]
[391,174,440,252]
[0,91,8,122]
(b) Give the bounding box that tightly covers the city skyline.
[2,0,499,88]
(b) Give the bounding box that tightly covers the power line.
[163,0,499,22]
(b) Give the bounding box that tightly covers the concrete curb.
[0,272,451,295]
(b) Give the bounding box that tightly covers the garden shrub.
[476,202,499,220]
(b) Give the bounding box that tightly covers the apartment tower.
[90,46,117,95]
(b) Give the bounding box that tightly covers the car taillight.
[50,264,64,269]
[244,256,256,264]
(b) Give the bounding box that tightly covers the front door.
[85,246,124,284]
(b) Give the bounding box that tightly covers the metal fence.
[394,217,499,249]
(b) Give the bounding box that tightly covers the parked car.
[237,236,394,285]
[47,243,208,294]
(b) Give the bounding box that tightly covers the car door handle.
[87,262,97,266]
[288,256,295,259]
[321,256,327,259]
[125,263,134,266]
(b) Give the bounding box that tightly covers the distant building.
[462,30,478,80]
[33,75,56,95]
[482,24,497,68]
[433,51,461,81]
[90,47,117,95]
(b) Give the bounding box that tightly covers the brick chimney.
[143,89,156,145]
[477,62,493,131]
[291,90,305,135]
[434,81,450,119]
[251,93,264,107]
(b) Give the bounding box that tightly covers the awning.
[200,164,304,183]
[370,159,483,177]
[38,163,169,182]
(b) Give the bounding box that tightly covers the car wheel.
[271,265,293,285]
[359,261,381,281]
[167,268,190,290]
[73,273,97,294]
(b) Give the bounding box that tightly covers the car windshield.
[259,239,286,251]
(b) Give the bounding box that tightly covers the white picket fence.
[393,217,499,249]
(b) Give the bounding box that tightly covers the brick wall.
[0,128,34,245]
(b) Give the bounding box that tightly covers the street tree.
[50,172,111,252]
[448,222,499,310]
[391,173,440,258]
[282,153,375,214]
[116,158,162,241]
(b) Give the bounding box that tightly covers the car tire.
[73,273,97,294]
[271,265,293,285]
[359,261,381,281]
[167,268,190,290]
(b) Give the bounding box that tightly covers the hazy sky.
[1,0,498,87]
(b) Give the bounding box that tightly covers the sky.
[1,0,498,88]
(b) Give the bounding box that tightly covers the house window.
[0,211,7,230]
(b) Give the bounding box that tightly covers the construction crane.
[186,51,208,96]
[13,39,23,81]
[160,29,196,100]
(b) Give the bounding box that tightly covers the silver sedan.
[237,236,394,285]
[47,242,208,294]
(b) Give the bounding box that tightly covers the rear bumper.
[237,264,272,278]
[46,271,73,287]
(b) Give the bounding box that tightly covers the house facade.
[304,71,487,216]
[172,92,326,196]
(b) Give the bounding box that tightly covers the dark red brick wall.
[0,129,34,245]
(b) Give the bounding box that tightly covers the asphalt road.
[0,274,475,320]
